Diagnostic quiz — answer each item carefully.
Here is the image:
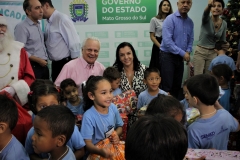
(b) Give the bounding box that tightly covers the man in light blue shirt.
[15,0,49,79]
[160,0,194,99]
[39,0,81,82]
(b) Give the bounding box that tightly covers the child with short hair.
[180,80,192,111]
[145,94,184,123]
[0,94,30,160]
[125,114,188,160]
[32,105,76,160]
[81,76,123,158]
[212,64,233,111]
[26,84,85,160]
[103,67,122,96]
[137,67,168,109]
[181,81,200,126]
[185,74,240,149]
[208,41,236,71]
[60,78,84,116]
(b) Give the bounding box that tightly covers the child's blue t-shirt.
[0,135,30,160]
[208,55,236,71]
[137,89,168,109]
[66,96,84,115]
[48,146,76,160]
[218,88,231,111]
[188,109,238,150]
[25,125,85,158]
[113,88,122,97]
[80,103,124,145]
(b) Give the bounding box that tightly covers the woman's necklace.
[212,17,221,29]
[124,68,134,77]
[200,109,216,117]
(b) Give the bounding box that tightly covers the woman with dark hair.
[113,42,147,96]
[149,0,173,70]
[193,0,227,75]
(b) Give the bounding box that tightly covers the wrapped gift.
[87,131,125,160]
[120,113,128,141]
[185,148,240,160]
[112,90,138,115]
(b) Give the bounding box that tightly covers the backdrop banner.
[0,1,26,34]
[96,0,156,24]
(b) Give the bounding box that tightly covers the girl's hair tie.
[28,91,33,95]
[57,88,61,93]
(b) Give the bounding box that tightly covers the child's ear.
[193,96,198,105]
[56,135,66,147]
[0,122,8,134]
[88,92,95,100]
[219,76,225,82]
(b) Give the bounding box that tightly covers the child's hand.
[109,131,120,145]
[101,148,113,158]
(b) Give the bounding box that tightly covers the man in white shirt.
[39,0,81,82]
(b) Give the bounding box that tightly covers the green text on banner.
[96,0,156,24]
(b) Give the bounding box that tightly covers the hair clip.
[28,91,33,95]
[57,88,61,93]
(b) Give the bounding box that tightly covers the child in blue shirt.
[26,83,85,159]
[185,74,240,150]
[0,94,29,160]
[81,76,123,158]
[180,80,200,127]
[32,105,76,160]
[212,64,233,111]
[137,67,168,109]
[103,67,122,96]
[208,41,236,71]
[60,78,84,126]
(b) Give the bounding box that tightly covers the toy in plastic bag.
[186,108,200,125]
[87,131,125,160]
[137,105,147,117]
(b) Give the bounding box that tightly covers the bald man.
[159,0,194,99]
